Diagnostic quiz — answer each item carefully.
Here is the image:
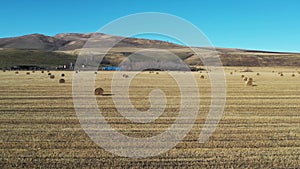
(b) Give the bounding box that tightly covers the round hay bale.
[59,79,65,83]
[15,71,19,74]
[230,72,233,75]
[2,70,6,72]
[32,70,35,73]
[200,75,205,79]
[280,73,284,76]
[75,71,78,73]
[48,73,51,76]
[256,73,260,76]
[241,75,245,78]
[156,72,159,74]
[243,77,248,81]
[292,74,295,77]
[246,80,253,86]
[47,70,50,73]
[41,71,44,73]
[95,87,104,95]
[49,75,55,79]
[94,72,97,74]
[61,73,65,77]
[26,72,30,75]
[245,78,253,86]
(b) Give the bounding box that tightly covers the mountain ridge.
[0,33,183,51]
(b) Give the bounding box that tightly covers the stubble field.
[0,67,300,168]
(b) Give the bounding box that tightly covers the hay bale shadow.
[102,93,114,96]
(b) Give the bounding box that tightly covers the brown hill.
[0,33,300,68]
[0,33,181,51]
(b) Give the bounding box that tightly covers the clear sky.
[1,0,299,52]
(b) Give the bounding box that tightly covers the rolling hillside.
[0,33,300,69]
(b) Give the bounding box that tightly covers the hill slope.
[0,33,300,69]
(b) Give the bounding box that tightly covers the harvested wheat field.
[0,67,300,168]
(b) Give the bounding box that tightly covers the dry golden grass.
[0,67,299,168]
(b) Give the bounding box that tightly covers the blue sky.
[1,0,299,52]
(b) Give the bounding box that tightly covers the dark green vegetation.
[1,48,300,70]
[0,49,76,69]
